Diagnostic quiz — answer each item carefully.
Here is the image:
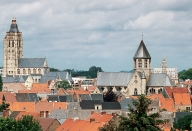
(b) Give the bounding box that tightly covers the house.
[39,118,60,131]
[164,86,189,98]
[49,109,67,124]
[173,93,191,111]
[8,102,36,112]
[0,92,17,102]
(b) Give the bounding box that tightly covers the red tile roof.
[30,83,51,94]
[15,111,39,120]
[3,92,17,102]
[56,119,104,131]
[8,102,35,112]
[165,87,189,98]
[173,93,191,105]
[87,112,113,123]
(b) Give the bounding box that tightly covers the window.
[33,69,36,74]
[40,111,44,117]
[45,111,49,117]
[134,88,138,95]
[138,59,142,68]
[28,69,31,74]
[144,59,148,68]
[17,69,20,74]
[12,41,14,47]
[23,69,26,74]
[38,68,41,74]
[186,107,190,111]
[8,41,10,47]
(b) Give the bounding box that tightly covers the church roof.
[18,58,46,68]
[97,72,133,86]
[147,74,175,86]
[44,72,73,81]
[134,40,151,59]
[9,18,19,32]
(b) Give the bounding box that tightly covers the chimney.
[91,111,94,115]
[3,110,9,117]
[112,113,115,116]
[90,118,95,123]
[101,112,106,115]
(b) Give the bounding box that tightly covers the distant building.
[153,59,178,84]
[2,18,49,77]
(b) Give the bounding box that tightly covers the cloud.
[0,0,192,72]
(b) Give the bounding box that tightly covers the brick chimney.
[101,112,106,115]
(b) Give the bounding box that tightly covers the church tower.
[133,40,151,81]
[3,18,23,77]
[162,58,166,73]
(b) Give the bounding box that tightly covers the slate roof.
[47,95,59,102]
[44,72,73,81]
[49,109,67,120]
[9,21,19,32]
[18,58,46,68]
[2,77,16,83]
[91,94,103,102]
[147,74,175,86]
[120,98,135,111]
[28,93,39,102]
[133,40,151,59]
[79,94,91,100]
[15,93,39,102]
[80,100,102,109]
[102,102,121,110]
[97,72,133,86]
[39,76,56,83]
[9,111,21,119]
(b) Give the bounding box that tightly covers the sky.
[0,0,192,72]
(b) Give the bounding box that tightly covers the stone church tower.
[3,18,23,77]
[162,58,166,73]
[133,40,151,81]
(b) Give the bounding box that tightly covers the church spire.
[133,40,151,59]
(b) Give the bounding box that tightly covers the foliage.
[55,80,72,90]
[0,102,10,112]
[117,94,163,131]
[160,108,167,112]
[49,67,60,72]
[173,114,192,131]
[179,68,192,80]
[0,75,2,91]
[99,120,117,131]
[0,115,42,131]
[103,90,117,102]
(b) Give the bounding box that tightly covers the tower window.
[144,59,148,68]
[8,41,10,47]
[12,41,14,47]
[138,59,142,68]
[38,69,41,74]
[17,69,20,74]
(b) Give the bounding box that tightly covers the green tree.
[89,66,103,78]
[173,114,192,131]
[55,80,72,90]
[117,94,163,131]
[0,75,2,91]
[0,115,42,131]
[0,102,10,112]
[103,90,117,102]
[49,67,60,72]
[99,120,117,131]
[179,68,192,80]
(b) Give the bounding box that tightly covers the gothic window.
[38,69,41,74]
[138,59,142,68]
[12,41,14,47]
[23,69,26,74]
[134,88,138,95]
[144,59,148,68]
[28,69,31,74]
[33,69,36,74]
[17,69,20,74]
[8,41,10,47]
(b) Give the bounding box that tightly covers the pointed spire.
[133,40,151,59]
[141,70,146,79]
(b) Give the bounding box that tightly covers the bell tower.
[133,40,151,81]
[3,17,23,77]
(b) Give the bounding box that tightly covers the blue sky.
[0,0,192,72]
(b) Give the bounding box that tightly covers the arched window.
[33,69,36,74]
[28,69,31,74]
[38,69,41,74]
[12,41,14,47]
[17,69,20,74]
[23,69,26,74]
[8,41,10,47]
[138,59,142,68]
[134,88,138,95]
[144,59,148,68]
